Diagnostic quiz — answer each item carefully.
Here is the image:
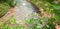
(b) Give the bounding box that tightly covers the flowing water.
[14,0,39,24]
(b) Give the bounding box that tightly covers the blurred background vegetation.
[26,0,60,29]
[0,0,60,29]
[0,0,15,18]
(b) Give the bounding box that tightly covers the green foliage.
[24,17,55,29]
[0,0,15,18]
[0,0,60,29]
[2,25,24,29]
[10,16,16,24]
[26,0,60,29]
[0,3,9,17]
[1,16,25,29]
